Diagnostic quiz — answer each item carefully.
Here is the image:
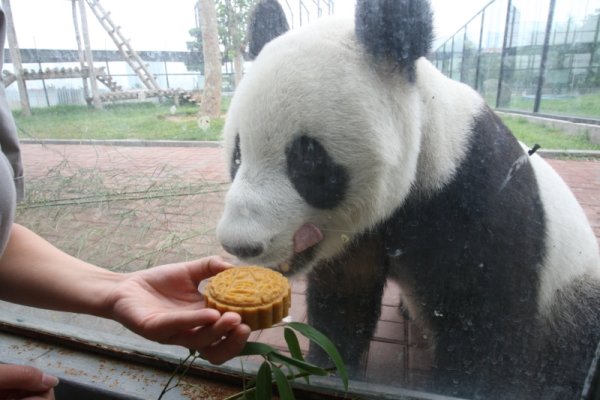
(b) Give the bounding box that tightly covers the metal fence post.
[475,10,486,92]
[496,0,513,108]
[534,0,557,113]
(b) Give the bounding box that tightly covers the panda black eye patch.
[285,135,348,209]
[230,134,242,180]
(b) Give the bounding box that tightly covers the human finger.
[200,323,252,365]
[142,308,222,341]
[168,312,243,352]
[0,364,59,391]
[184,256,235,283]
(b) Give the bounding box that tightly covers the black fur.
[232,1,600,398]
[247,0,289,59]
[307,233,388,371]
[383,107,548,397]
[286,135,349,210]
[355,0,434,81]
[303,108,598,399]
[230,134,241,180]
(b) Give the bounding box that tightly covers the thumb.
[185,256,235,282]
[0,364,59,391]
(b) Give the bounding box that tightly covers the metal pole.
[475,10,485,92]
[164,60,170,89]
[534,0,557,113]
[449,36,455,79]
[496,0,513,109]
[460,27,468,83]
[589,10,600,71]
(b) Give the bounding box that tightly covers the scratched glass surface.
[2,0,600,399]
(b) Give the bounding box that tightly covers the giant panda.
[216,0,600,398]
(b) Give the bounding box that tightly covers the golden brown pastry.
[204,266,291,330]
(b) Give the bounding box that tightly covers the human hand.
[0,364,58,399]
[105,256,251,364]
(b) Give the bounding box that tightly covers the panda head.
[217,0,434,274]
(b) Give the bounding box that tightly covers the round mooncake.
[204,266,291,330]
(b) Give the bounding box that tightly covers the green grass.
[505,92,600,120]
[12,99,600,151]
[501,115,600,151]
[14,102,225,141]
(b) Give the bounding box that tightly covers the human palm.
[106,257,251,365]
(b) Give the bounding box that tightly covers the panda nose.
[222,243,264,259]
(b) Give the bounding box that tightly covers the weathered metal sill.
[4,308,595,400]
[0,310,351,399]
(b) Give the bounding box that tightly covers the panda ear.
[355,0,434,81]
[248,0,290,60]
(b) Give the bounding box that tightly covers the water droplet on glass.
[390,248,403,257]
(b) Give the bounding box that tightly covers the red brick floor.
[17,143,600,385]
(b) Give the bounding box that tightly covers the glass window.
[463,14,484,90]
[477,0,508,106]
[433,0,600,121]
[2,0,599,399]
[451,30,465,80]
[539,0,600,118]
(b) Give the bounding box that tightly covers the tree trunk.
[224,0,243,89]
[2,0,31,116]
[198,0,222,118]
[233,50,243,87]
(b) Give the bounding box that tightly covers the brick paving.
[18,143,600,250]
[14,142,600,386]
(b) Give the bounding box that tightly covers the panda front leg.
[305,235,387,377]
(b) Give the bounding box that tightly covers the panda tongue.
[293,223,323,253]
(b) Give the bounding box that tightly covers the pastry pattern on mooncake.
[204,266,291,330]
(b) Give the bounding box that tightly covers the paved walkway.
[14,142,600,388]
[19,142,600,243]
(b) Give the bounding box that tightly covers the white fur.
[220,18,426,268]
[413,59,485,194]
[527,152,600,316]
[218,15,600,314]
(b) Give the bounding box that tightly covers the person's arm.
[0,223,122,315]
[0,223,250,364]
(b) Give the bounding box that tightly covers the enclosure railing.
[431,0,600,122]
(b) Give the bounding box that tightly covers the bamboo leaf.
[284,327,304,361]
[287,322,349,390]
[240,341,277,356]
[284,327,310,384]
[255,362,272,400]
[273,366,295,400]
[269,352,328,376]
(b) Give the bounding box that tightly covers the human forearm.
[0,223,122,318]
[0,224,251,363]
